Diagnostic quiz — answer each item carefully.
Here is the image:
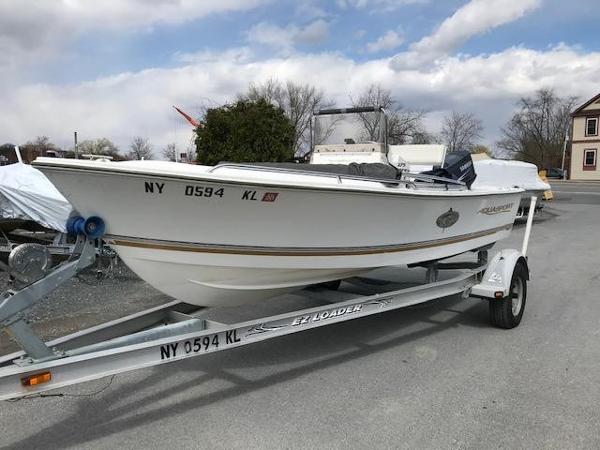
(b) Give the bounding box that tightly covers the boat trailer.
[0,198,538,401]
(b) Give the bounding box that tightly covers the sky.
[1,0,599,157]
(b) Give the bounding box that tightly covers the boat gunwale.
[33,161,525,199]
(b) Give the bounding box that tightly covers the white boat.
[33,107,522,307]
[471,159,550,214]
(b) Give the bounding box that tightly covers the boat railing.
[208,163,466,189]
[402,172,466,186]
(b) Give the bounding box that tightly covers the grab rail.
[402,172,466,186]
[209,163,466,189]
[209,163,408,187]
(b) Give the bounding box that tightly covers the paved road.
[550,181,600,205]
[1,194,600,449]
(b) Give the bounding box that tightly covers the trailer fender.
[470,249,529,299]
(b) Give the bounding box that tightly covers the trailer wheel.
[489,263,527,329]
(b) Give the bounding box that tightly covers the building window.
[583,149,597,170]
[586,117,598,136]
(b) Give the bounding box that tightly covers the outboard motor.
[424,151,477,188]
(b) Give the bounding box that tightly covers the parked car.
[544,168,565,179]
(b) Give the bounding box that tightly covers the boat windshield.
[314,110,385,146]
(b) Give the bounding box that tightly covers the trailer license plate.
[159,330,241,360]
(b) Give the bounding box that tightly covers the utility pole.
[74,131,78,159]
[560,125,569,180]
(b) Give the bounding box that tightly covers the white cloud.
[246,20,329,51]
[391,0,541,69]
[0,0,270,31]
[0,0,269,72]
[246,23,294,49]
[354,29,367,39]
[174,47,255,64]
[336,0,427,11]
[1,44,599,153]
[294,2,329,20]
[296,20,330,44]
[365,30,404,53]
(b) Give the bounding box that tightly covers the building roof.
[571,92,600,117]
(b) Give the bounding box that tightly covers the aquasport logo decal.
[436,208,460,228]
[478,203,514,215]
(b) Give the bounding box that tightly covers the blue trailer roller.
[66,216,105,239]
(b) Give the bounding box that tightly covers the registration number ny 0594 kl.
[159,330,241,360]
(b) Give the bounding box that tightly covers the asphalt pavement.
[550,180,600,205]
[1,184,600,449]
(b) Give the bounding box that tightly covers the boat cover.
[251,162,399,179]
[0,163,72,232]
[472,159,550,192]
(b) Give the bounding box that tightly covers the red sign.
[262,192,279,202]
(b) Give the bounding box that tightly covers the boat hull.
[36,160,522,306]
[109,226,511,305]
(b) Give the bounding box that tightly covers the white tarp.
[0,162,72,232]
[472,159,550,192]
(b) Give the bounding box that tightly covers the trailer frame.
[0,199,537,401]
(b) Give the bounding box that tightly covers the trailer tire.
[489,263,527,329]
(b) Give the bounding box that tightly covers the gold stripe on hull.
[106,225,511,257]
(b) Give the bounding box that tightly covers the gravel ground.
[0,260,169,355]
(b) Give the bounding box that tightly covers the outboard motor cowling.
[423,151,477,188]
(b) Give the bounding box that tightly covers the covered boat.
[471,159,550,214]
[0,153,72,233]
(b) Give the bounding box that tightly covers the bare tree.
[412,130,440,145]
[471,144,492,157]
[16,136,61,162]
[245,79,282,106]
[20,135,59,154]
[497,89,577,168]
[351,84,427,144]
[162,143,177,162]
[243,79,334,156]
[127,137,153,160]
[441,111,484,152]
[350,85,387,141]
[78,138,120,158]
[390,110,428,144]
